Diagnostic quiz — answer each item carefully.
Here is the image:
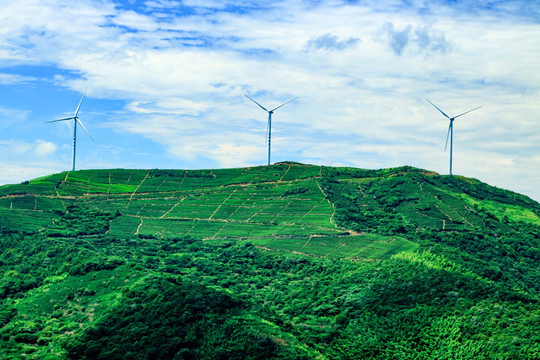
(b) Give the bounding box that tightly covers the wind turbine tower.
[426,98,482,176]
[244,93,298,166]
[47,89,93,171]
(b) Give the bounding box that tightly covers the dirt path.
[160,198,185,219]
[135,218,143,235]
[209,189,237,220]
[129,171,149,202]
[278,164,291,182]
[315,181,337,228]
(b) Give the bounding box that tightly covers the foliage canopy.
[0,163,539,359]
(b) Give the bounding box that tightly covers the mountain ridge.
[0,163,539,359]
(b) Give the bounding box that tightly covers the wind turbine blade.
[453,105,483,119]
[74,89,87,117]
[75,118,94,141]
[426,98,450,119]
[244,93,269,112]
[46,117,75,123]
[270,96,298,112]
[444,122,452,151]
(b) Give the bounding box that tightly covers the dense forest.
[0,163,539,359]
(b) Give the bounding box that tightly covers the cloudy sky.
[1,0,539,201]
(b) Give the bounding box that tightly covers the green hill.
[0,163,539,359]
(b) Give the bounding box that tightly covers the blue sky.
[1,0,539,201]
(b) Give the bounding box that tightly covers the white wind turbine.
[426,98,482,176]
[244,93,298,166]
[47,89,93,171]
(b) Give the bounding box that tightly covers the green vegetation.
[0,163,538,359]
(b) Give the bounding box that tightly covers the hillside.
[0,163,539,359]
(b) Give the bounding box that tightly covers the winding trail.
[316,181,337,228]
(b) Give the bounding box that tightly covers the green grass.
[1,163,538,262]
[457,193,540,226]
[9,265,139,359]
[1,163,539,360]
[0,208,61,232]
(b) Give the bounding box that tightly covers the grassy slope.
[0,163,539,359]
[0,163,421,260]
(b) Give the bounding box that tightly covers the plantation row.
[1,164,538,259]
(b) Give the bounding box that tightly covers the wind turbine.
[244,93,298,166]
[426,98,482,176]
[47,89,93,171]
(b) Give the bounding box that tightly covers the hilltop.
[0,163,539,359]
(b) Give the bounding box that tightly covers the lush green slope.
[0,164,419,260]
[0,163,539,359]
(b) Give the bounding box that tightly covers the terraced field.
[0,163,420,260]
[2,162,538,261]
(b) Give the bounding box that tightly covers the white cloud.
[384,23,452,55]
[305,33,360,51]
[0,0,539,200]
[126,98,212,115]
[34,140,58,156]
[0,107,29,129]
[0,139,58,157]
[0,163,59,185]
[0,73,37,85]
[143,0,182,9]
[111,10,159,31]
[0,139,64,185]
